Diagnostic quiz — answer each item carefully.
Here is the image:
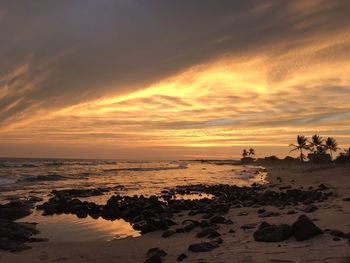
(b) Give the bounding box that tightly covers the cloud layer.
[1,0,350,158]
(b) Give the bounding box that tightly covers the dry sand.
[1,163,349,263]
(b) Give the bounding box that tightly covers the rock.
[241,223,257,230]
[329,230,350,239]
[318,184,328,191]
[287,210,297,215]
[209,216,226,224]
[292,215,322,241]
[302,204,318,213]
[196,228,221,238]
[188,242,219,252]
[254,222,293,242]
[238,211,249,216]
[259,211,280,218]
[0,219,41,251]
[162,230,175,238]
[177,253,188,261]
[0,201,32,220]
[342,197,350,201]
[145,248,166,263]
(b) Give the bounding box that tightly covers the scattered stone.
[209,216,227,224]
[259,211,280,218]
[292,215,322,241]
[177,253,188,261]
[318,184,328,191]
[287,210,297,215]
[302,204,318,213]
[196,228,221,238]
[241,223,257,230]
[329,230,350,239]
[254,222,293,242]
[145,248,167,263]
[188,242,219,252]
[238,211,249,216]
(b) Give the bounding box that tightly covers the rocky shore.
[1,163,350,262]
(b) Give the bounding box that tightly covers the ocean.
[0,158,267,242]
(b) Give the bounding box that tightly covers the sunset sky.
[1,1,350,159]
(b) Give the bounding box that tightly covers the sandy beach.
[1,162,349,263]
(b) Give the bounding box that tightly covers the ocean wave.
[103,163,188,173]
[18,174,67,182]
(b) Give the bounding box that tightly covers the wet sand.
[1,163,350,263]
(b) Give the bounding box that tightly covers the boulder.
[196,228,221,238]
[292,215,322,241]
[188,241,219,252]
[254,222,293,242]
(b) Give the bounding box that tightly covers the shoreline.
[1,163,350,262]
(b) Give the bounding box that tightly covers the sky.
[1,0,350,159]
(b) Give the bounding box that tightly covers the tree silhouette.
[325,137,339,159]
[242,149,249,158]
[310,134,325,153]
[248,148,255,157]
[289,135,309,162]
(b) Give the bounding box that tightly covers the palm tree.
[344,147,350,156]
[310,134,325,153]
[242,149,249,158]
[325,137,339,159]
[289,135,309,162]
[248,148,255,157]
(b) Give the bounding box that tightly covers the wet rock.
[196,228,221,238]
[254,222,293,242]
[292,215,322,241]
[188,241,219,252]
[177,253,188,261]
[0,219,41,251]
[0,201,33,220]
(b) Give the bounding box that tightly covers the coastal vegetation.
[241,134,350,164]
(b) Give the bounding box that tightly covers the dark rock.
[318,184,328,191]
[188,242,219,252]
[0,201,32,220]
[292,215,322,241]
[145,248,167,263]
[342,197,350,201]
[329,230,350,239]
[209,216,226,224]
[287,210,297,215]
[196,228,221,238]
[238,211,249,216]
[302,204,318,213]
[254,222,293,242]
[162,230,175,238]
[0,219,41,251]
[259,211,280,218]
[177,253,188,261]
[241,223,257,230]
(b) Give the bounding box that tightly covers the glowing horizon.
[1,1,350,159]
